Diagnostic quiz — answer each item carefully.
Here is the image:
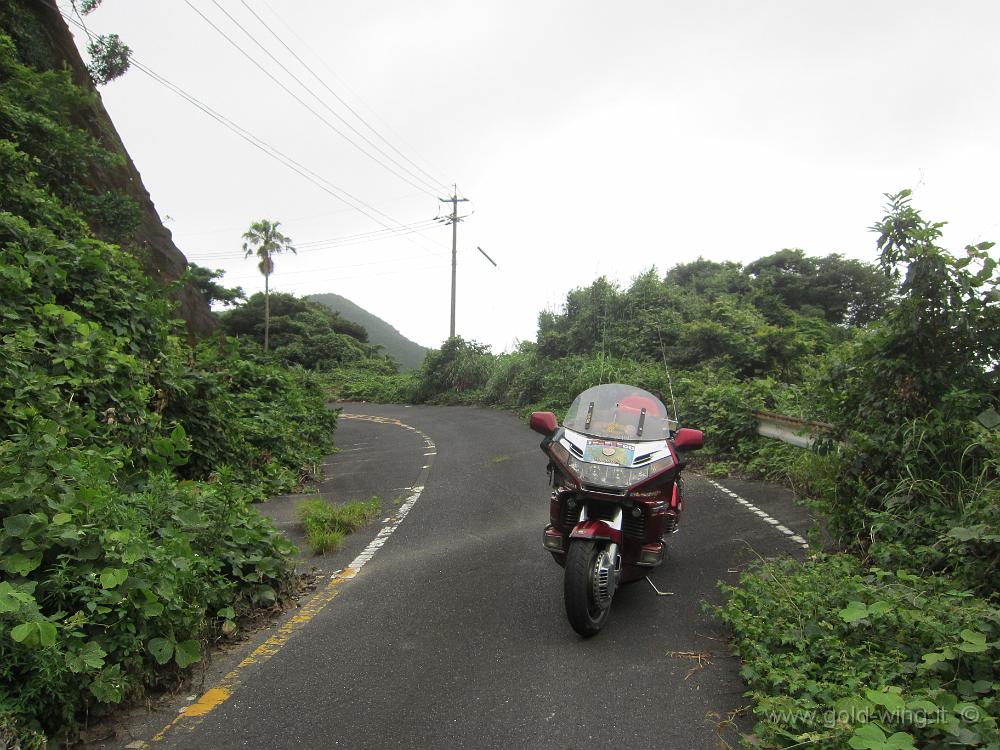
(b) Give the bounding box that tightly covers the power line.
[255,0,453,190]
[50,0,459,310]
[188,219,442,260]
[128,55,447,260]
[183,0,443,199]
[213,0,447,198]
[221,257,447,285]
[237,0,453,196]
[179,193,427,237]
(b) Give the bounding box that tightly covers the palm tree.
[242,219,296,352]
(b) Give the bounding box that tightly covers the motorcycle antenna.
[656,323,680,425]
[666,372,679,426]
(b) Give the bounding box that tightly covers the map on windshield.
[584,440,635,466]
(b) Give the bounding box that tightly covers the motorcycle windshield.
[563,384,676,441]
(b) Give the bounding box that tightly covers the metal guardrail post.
[753,411,835,449]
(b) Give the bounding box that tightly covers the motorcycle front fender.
[569,519,622,544]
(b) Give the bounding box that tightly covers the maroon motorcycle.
[530,384,703,636]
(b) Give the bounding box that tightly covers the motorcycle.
[530,383,703,637]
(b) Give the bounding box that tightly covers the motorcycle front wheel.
[564,539,613,637]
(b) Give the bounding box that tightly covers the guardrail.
[753,411,834,449]
[755,407,1000,449]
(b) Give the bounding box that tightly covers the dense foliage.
[720,556,997,749]
[221,291,399,373]
[0,24,337,744]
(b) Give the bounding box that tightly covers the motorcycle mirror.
[530,411,559,437]
[674,428,704,451]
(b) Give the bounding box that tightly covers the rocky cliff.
[6,0,216,337]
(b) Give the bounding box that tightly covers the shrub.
[718,555,999,750]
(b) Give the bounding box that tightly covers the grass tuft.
[297,497,381,554]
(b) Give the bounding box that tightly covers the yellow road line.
[151,568,357,742]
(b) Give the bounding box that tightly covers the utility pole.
[437,185,469,339]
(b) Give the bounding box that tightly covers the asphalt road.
[112,403,812,750]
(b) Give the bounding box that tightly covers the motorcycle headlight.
[626,455,676,491]
[563,453,674,491]
[548,442,579,485]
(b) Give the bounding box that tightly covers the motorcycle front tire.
[564,539,612,637]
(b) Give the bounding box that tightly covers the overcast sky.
[64,0,1000,351]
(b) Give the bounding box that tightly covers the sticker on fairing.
[584,440,635,466]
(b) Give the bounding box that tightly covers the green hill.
[308,293,428,370]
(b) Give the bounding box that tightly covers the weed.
[297,497,381,554]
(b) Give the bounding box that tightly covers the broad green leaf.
[0,582,35,614]
[147,637,174,665]
[106,529,131,544]
[172,508,204,527]
[867,601,893,616]
[839,601,868,622]
[919,651,949,668]
[884,732,917,750]
[10,620,56,648]
[121,543,145,564]
[174,639,201,668]
[89,666,126,704]
[848,723,886,749]
[99,568,128,589]
[67,641,107,673]
[957,642,987,654]
[170,423,189,449]
[905,699,938,714]
[79,641,107,670]
[959,629,987,646]
[834,695,872,715]
[51,512,73,526]
[0,553,43,575]
[3,513,38,537]
[10,622,35,644]
[866,688,905,712]
[36,621,56,648]
[947,526,982,542]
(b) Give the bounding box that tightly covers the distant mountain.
[308,293,428,371]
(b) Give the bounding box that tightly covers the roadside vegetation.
[350,193,999,748]
[0,22,365,746]
[297,497,382,554]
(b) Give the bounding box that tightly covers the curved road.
[111,403,811,750]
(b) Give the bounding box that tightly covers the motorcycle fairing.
[568,504,624,543]
[568,520,623,544]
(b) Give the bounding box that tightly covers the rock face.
[18,0,216,337]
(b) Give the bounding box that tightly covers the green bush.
[0,435,297,735]
[718,555,999,750]
[325,364,417,404]
[0,24,333,744]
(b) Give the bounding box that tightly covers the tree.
[69,0,132,84]
[241,219,296,352]
[185,263,245,308]
[744,248,895,326]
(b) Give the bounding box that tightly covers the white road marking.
[705,479,810,550]
[340,409,435,574]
